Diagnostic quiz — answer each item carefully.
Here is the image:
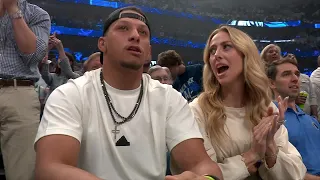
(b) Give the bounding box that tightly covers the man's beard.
[278,91,298,101]
[120,61,143,71]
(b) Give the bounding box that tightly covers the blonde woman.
[260,44,281,64]
[188,26,306,180]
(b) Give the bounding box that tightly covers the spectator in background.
[36,61,50,119]
[286,53,318,118]
[83,52,102,73]
[0,0,50,179]
[267,57,320,178]
[260,44,281,64]
[188,26,305,180]
[148,65,173,85]
[310,55,320,120]
[41,34,80,99]
[47,53,57,72]
[157,50,203,102]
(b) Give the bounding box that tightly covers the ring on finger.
[277,119,286,124]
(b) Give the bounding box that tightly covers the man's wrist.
[57,45,64,53]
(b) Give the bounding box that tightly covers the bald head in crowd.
[83,52,102,72]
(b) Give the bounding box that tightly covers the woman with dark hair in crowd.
[179,26,306,180]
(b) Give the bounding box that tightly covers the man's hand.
[48,33,57,51]
[49,36,64,52]
[41,55,49,64]
[165,171,208,180]
[296,94,307,105]
[3,0,18,15]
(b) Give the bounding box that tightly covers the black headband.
[102,12,147,35]
[100,8,151,64]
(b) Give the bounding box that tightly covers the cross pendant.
[111,125,120,140]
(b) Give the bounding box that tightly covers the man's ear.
[98,37,107,53]
[269,78,276,90]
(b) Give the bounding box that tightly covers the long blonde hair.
[198,26,271,150]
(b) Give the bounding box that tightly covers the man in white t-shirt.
[34,6,223,180]
[311,55,320,120]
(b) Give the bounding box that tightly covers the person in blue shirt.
[157,50,203,102]
[267,56,320,179]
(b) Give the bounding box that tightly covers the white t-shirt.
[35,69,202,180]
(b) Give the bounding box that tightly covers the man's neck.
[221,80,245,108]
[172,64,186,82]
[178,64,186,76]
[102,63,143,90]
[274,92,297,112]
[287,99,297,112]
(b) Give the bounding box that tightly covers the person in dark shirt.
[157,50,203,102]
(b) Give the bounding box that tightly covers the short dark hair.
[266,56,298,80]
[157,50,183,67]
[103,6,149,35]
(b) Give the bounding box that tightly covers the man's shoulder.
[185,64,203,73]
[310,68,320,83]
[300,73,309,79]
[73,70,97,86]
[145,74,171,91]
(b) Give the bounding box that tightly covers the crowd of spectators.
[112,0,320,22]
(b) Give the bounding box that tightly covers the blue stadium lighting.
[228,20,302,28]
[51,25,207,49]
[74,52,84,60]
[57,0,317,28]
[51,25,320,58]
[89,0,118,8]
[50,25,295,46]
